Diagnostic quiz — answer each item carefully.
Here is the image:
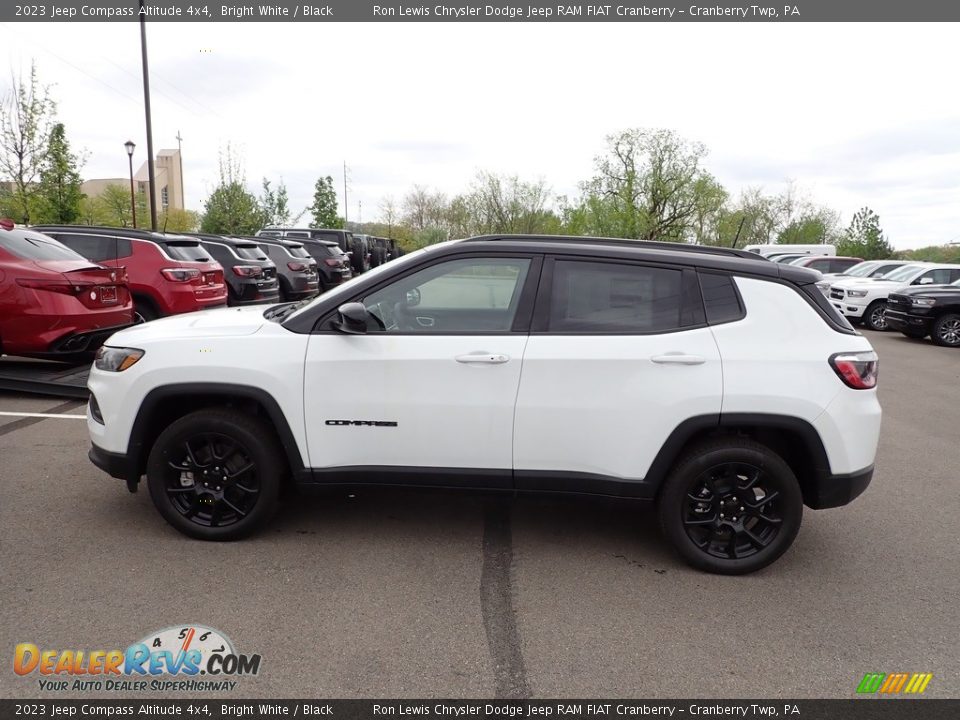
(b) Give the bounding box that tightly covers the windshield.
[883,264,924,282]
[842,261,879,277]
[0,230,88,261]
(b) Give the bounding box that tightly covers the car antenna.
[731,215,746,249]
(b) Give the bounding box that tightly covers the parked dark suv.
[188,234,280,306]
[886,278,960,346]
[34,225,228,322]
[257,227,366,276]
[237,236,319,301]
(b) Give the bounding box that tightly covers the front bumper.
[804,465,874,509]
[884,309,933,333]
[89,443,138,484]
[831,297,868,319]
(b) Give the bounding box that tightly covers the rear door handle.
[651,353,706,365]
[455,353,510,364]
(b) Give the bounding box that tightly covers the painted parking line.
[0,411,86,419]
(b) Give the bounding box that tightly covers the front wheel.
[657,438,803,575]
[864,300,889,331]
[146,409,284,540]
[931,313,960,347]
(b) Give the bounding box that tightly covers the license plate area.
[99,286,118,304]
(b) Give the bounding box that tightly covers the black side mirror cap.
[334,302,369,334]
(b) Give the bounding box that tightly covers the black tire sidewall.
[658,441,803,575]
[146,411,282,540]
[932,313,960,347]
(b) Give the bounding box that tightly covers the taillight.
[288,261,310,271]
[16,278,77,295]
[16,278,120,309]
[232,265,262,278]
[323,259,340,268]
[161,268,201,282]
[829,351,878,389]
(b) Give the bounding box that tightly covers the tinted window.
[163,242,212,262]
[56,234,132,262]
[0,230,87,261]
[284,231,309,239]
[806,258,832,272]
[830,259,860,273]
[287,246,310,258]
[916,268,955,285]
[234,245,268,260]
[698,272,743,325]
[548,261,683,333]
[363,257,530,333]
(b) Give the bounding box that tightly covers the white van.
[744,244,836,258]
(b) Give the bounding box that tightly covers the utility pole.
[139,0,158,230]
[343,161,349,229]
[175,130,185,209]
[358,199,362,226]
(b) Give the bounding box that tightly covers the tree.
[379,195,398,237]
[84,184,148,227]
[837,207,893,260]
[0,62,57,223]
[461,171,556,235]
[33,123,84,223]
[159,208,200,233]
[259,177,291,227]
[570,129,714,241]
[200,146,262,235]
[309,176,342,228]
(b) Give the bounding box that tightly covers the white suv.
[828,262,960,331]
[86,236,882,575]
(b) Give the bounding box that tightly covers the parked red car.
[0,220,133,358]
[33,226,228,322]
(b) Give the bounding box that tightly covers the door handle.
[651,353,706,365]
[455,352,510,364]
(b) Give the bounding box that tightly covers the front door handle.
[651,353,706,365]
[455,352,510,364]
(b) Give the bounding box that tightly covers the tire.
[863,300,889,331]
[146,409,284,540]
[931,313,960,347]
[134,300,157,324]
[657,438,803,575]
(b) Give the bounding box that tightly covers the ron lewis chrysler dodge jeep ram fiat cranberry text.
[85,236,881,574]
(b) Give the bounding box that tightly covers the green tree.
[259,177,291,227]
[159,208,200,233]
[837,207,893,260]
[309,175,342,228]
[83,184,148,227]
[200,146,262,235]
[33,123,84,223]
[0,62,57,223]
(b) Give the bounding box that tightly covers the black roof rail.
[29,224,198,242]
[461,234,769,261]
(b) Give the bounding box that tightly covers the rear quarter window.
[698,272,745,325]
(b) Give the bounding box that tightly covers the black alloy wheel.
[658,438,803,574]
[147,409,283,540]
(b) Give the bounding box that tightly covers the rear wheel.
[657,438,803,575]
[863,300,889,331]
[931,313,960,347]
[134,300,157,324]
[146,409,284,540]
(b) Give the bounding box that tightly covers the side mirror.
[917,277,934,285]
[334,302,370,334]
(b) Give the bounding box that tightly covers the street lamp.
[124,140,137,229]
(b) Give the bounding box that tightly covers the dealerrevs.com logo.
[13,624,261,692]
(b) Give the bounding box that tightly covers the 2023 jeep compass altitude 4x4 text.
[86,235,882,574]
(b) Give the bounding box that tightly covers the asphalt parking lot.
[1,329,957,700]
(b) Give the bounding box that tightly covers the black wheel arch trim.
[123,383,310,484]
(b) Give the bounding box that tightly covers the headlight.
[847,290,868,298]
[911,297,936,306]
[95,346,144,372]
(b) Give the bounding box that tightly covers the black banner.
[2,700,960,720]
[2,0,960,22]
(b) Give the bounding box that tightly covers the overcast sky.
[2,21,958,249]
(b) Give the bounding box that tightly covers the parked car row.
[256,226,402,276]
[0,221,360,360]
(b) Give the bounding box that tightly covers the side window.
[951,269,960,283]
[698,272,744,325]
[362,257,531,333]
[547,260,683,333]
[806,258,831,272]
[917,269,952,285]
[830,259,856,273]
[56,234,119,262]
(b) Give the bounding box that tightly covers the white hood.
[107,306,269,345]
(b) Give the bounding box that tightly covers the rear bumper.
[805,465,874,509]
[48,322,135,354]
